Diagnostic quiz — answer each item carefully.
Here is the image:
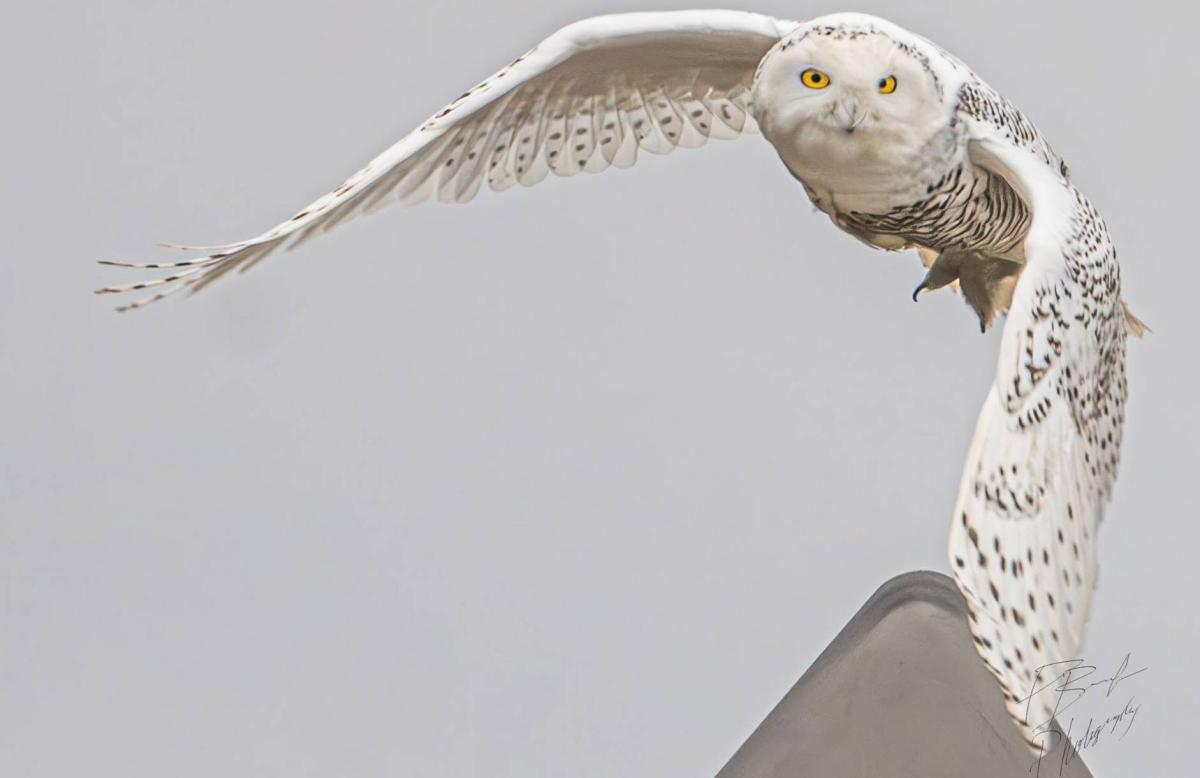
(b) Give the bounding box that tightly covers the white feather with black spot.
[947,100,1134,754]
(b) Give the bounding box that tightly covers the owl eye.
[878,75,898,94]
[799,68,831,89]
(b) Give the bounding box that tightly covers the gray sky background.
[1,2,1192,775]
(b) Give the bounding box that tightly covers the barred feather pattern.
[840,163,1030,257]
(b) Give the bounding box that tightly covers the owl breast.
[830,164,1031,258]
[771,116,1030,258]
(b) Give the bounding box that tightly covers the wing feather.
[950,94,1133,754]
[98,11,797,309]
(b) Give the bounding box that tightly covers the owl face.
[752,21,952,193]
[755,26,943,134]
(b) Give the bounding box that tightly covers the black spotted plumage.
[944,71,1136,754]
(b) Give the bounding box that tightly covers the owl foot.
[911,247,963,301]
[911,248,1024,333]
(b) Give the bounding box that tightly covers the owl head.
[753,14,950,134]
[751,14,957,191]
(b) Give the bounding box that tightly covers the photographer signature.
[1025,652,1147,776]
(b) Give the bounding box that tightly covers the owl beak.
[833,98,867,133]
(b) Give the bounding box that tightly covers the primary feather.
[95,11,795,311]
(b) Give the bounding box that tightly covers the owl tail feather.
[1123,300,1150,337]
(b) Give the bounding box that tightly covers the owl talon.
[912,263,959,302]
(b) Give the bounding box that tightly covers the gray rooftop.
[718,571,1092,778]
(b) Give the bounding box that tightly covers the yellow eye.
[800,68,831,89]
[878,75,898,94]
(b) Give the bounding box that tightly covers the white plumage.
[96,12,793,309]
[98,10,1141,753]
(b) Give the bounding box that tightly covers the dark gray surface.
[718,572,1092,778]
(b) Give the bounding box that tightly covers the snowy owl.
[98,11,1142,752]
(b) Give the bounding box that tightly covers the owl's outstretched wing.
[96,10,797,310]
[950,83,1134,753]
